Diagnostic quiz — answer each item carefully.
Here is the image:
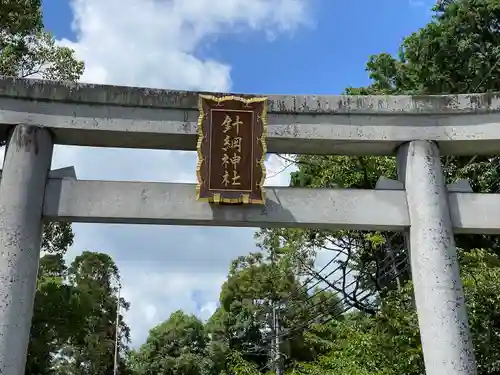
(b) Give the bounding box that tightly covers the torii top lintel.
[1,76,500,156]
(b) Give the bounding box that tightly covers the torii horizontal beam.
[2,77,500,155]
[41,176,500,235]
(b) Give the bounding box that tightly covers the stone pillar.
[397,141,477,375]
[0,125,53,375]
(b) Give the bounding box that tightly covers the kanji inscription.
[196,95,267,204]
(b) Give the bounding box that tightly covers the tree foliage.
[54,251,131,375]
[28,250,131,375]
[130,311,212,375]
[0,0,83,80]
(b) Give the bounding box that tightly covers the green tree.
[0,0,84,79]
[130,310,211,375]
[461,250,500,373]
[26,253,84,375]
[221,251,309,370]
[206,247,345,373]
[26,224,79,375]
[29,250,132,375]
[55,251,131,375]
[294,249,500,375]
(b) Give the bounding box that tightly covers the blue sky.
[43,0,433,95]
[37,0,435,345]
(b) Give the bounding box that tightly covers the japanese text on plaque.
[220,114,243,188]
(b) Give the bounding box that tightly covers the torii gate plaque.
[196,95,267,204]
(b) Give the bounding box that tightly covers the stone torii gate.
[2,77,500,375]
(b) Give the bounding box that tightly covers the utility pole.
[270,246,283,375]
[273,303,283,375]
[387,246,402,290]
[113,283,121,375]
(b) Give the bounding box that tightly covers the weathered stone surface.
[1,77,500,155]
[1,76,500,113]
[37,178,500,235]
[398,141,476,375]
[0,125,53,375]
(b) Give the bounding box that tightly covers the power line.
[254,264,409,351]
[267,243,406,328]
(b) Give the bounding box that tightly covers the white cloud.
[59,0,312,90]
[35,0,310,346]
